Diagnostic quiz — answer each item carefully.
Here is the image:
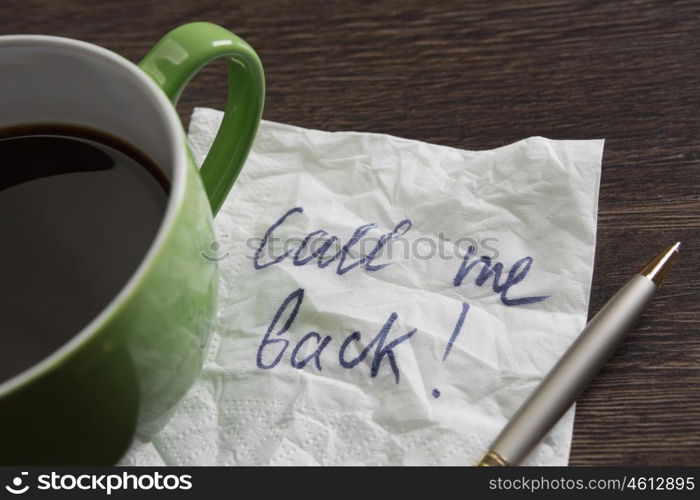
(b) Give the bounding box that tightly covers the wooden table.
[2,0,698,465]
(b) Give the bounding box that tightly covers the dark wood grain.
[2,0,698,465]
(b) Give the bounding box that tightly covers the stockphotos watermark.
[3,470,192,495]
[201,232,500,263]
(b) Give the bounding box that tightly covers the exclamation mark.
[432,302,470,399]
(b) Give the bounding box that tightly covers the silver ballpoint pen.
[478,242,681,466]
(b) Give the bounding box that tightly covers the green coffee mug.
[0,22,264,464]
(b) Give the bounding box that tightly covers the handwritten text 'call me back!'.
[252,207,547,387]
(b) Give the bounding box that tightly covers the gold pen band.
[639,242,680,287]
[477,450,508,466]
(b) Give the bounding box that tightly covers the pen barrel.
[490,274,657,465]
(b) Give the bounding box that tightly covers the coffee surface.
[0,126,168,383]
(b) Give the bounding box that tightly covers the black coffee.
[0,125,169,383]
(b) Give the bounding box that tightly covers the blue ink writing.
[452,245,548,306]
[291,332,332,371]
[442,302,469,361]
[257,287,417,383]
[253,207,303,270]
[253,207,412,275]
[338,312,416,384]
[256,288,304,369]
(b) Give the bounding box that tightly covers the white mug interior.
[0,35,181,180]
[0,35,187,396]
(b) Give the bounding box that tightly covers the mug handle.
[139,22,265,215]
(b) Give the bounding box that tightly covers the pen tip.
[640,242,681,287]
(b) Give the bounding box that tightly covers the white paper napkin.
[120,107,603,465]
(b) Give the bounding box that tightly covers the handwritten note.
[121,108,603,466]
[254,206,548,387]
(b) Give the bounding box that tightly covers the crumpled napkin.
[120,107,603,465]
